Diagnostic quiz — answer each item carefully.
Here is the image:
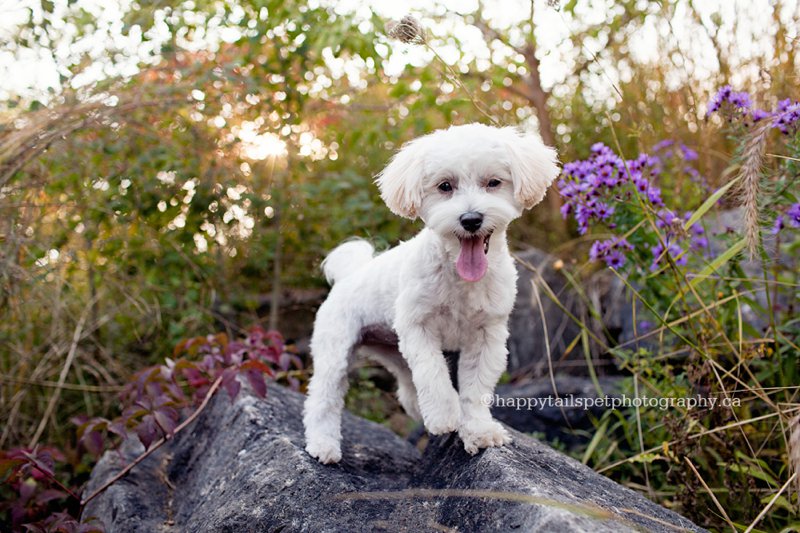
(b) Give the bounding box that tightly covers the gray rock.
[83,384,423,532]
[419,431,701,533]
[509,248,629,377]
[492,376,622,445]
[83,384,703,532]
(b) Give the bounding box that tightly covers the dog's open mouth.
[456,231,492,282]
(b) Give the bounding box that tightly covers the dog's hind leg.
[303,311,358,464]
[360,345,421,421]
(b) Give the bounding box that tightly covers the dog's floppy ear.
[504,128,560,209]
[375,136,428,219]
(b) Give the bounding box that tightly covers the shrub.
[554,88,799,530]
[1,327,297,532]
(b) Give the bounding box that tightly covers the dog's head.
[375,123,559,281]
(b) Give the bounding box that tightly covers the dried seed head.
[546,0,561,7]
[736,121,770,258]
[387,15,425,44]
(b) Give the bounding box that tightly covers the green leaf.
[725,462,778,487]
[688,238,747,290]
[631,452,662,464]
[683,175,741,231]
[581,418,608,465]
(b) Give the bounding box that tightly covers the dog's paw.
[422,392,461,435]
[305,437,342,464]
[458,418,512,455]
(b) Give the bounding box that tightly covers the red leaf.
[35,488,67,505]
[154,407,178,435]
[82,431,104,456]
[0,457,26,481]
[222,372,241,400]
[240,359,275,376]
[71,415,89,428]
[107,420,128,439]
[246,370,267,398]
[173,339,188,357]
[136,415,159,449]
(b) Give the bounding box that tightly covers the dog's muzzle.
[459,212,483,233]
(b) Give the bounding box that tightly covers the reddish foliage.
[1,326,299,532]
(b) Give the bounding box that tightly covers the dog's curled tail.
[321,239,374,285]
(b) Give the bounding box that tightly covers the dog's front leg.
[457,323,513,455]
[396,323,461,435]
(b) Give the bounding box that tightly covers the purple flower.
[751,109,770,122]
[633,174,649,193]
[788,203,800,228]
[706,85,731,116]
[588,237,632,268]
[729,91,752,110]
[706,85,753,118]
[772,214,785,234]
[605,250,626,269]
[656,209,677,229]
[650,240,686,271]
[772,100,800,134]
[591,142,612,156]
[777,98,793,112]
[691,235,709,251]
[679,144,698,161]
[574,205,590,234]
[771,204,800,234]
[707,88,800,132]
[594,202,615,220]
[589,240,607,261]
[647,186,664,206]
[614,238,634,251]
[653,139,674,151]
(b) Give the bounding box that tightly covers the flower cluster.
[558,143,665,235]
[707,86,800,134]
[773,203,800,234]
[558,140,708,271]
[706,85,752,116]
[558,141,708,270]
[771,98,800,135]
[589,237,633,268]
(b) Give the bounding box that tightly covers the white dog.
[303,123,559,464]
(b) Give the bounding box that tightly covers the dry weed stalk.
[790,414,800,498]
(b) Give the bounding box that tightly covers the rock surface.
[84,385,703,532]
[509,248,631,376]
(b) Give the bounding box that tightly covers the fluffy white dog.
[303,123,559,464]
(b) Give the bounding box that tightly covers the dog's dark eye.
[438,181,453,193]
[487,179,502,188]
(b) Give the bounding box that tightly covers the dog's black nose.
[459,212,483,233]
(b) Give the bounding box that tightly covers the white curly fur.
[303,123,559,463]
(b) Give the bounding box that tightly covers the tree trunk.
[520,43,568,239]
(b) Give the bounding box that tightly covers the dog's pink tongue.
[456,236,488,282]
